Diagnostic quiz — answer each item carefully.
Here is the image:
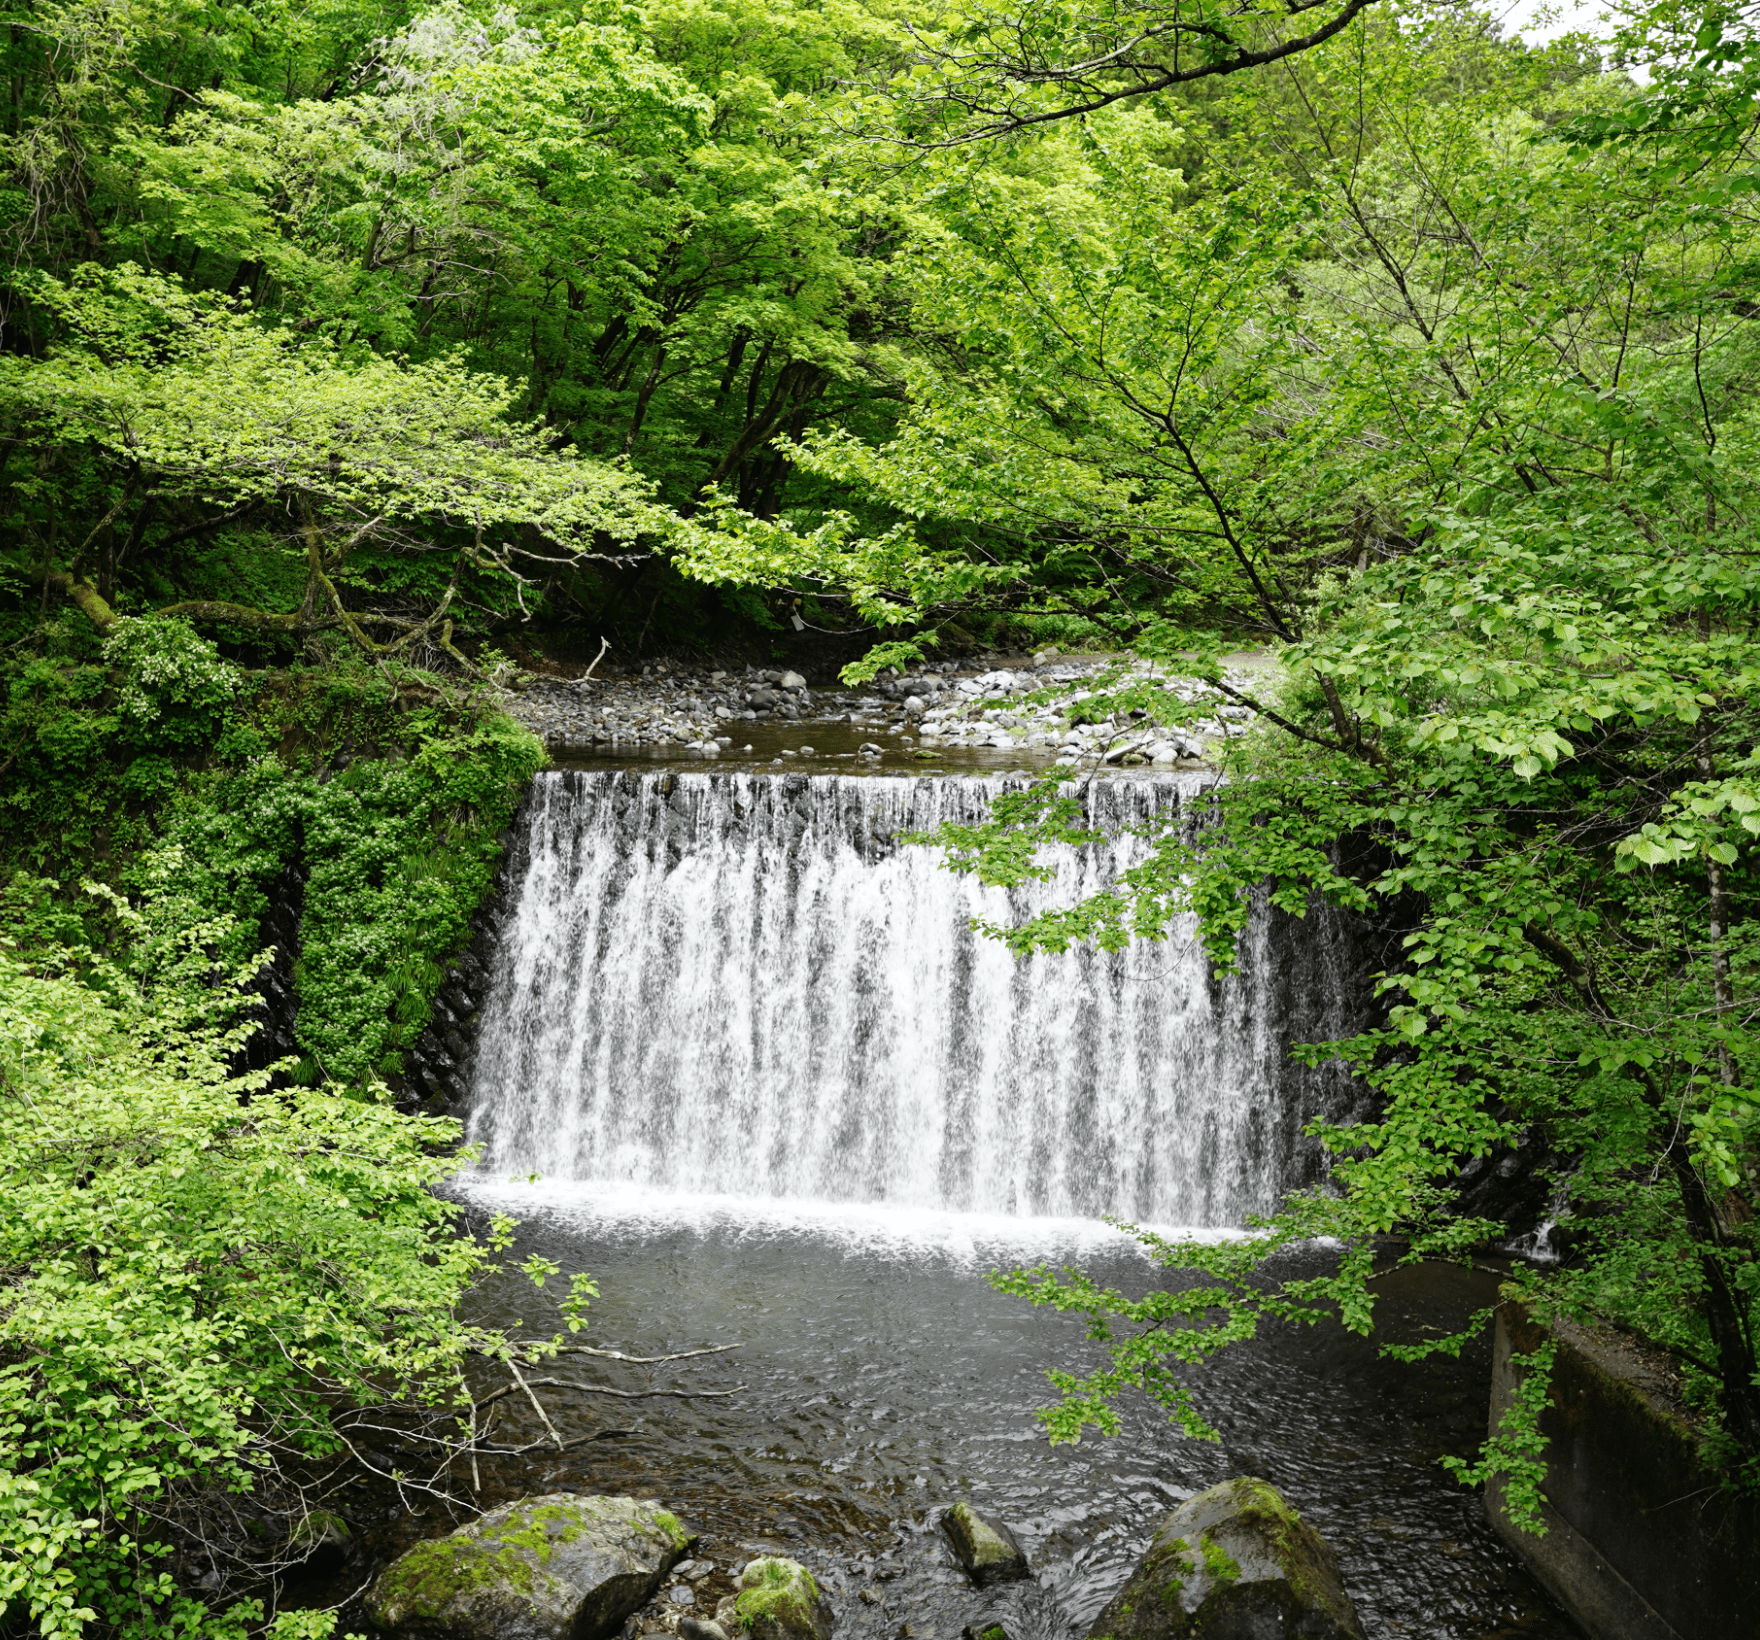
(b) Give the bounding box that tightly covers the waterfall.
[465,769,1366,1226]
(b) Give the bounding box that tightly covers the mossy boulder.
[288,1509,350,1574]
[366,1492,694,1640]
[723,1556,834,1640]
[1086,1478,1363,1640]
[941,1502,1030,1588]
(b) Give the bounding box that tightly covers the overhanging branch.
[884,0,1382,148]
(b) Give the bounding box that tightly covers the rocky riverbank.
[359,1480,1362,1640]
[498,655,1264,765]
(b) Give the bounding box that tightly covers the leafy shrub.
[101,615,239,734]
[163,714,545,1083]
[0,916,547,1640]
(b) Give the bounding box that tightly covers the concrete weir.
[1487,1303,1760,1639]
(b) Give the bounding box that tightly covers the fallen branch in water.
[451,1338,745,1479]
[506,1341,742,1366]
[472,1377,746,1407]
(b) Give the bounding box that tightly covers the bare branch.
[506,1341,742,1366]
[507,1357,566,1451]
[876,0,1382,149]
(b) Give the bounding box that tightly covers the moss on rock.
[733,1556,834,1640]
[1221,1478,1354,1633]
[371,1532,544,1624]
[941,1501,1030,1587]
[367,1492,694,1640]
[1084,1477,1362,1640]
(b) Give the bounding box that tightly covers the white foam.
[463,770,1362,1227]
[456,1174,1256,1265]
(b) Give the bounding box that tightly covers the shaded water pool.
[343,1184,1583,1640]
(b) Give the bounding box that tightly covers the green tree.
[6,263,664,659]
[826,4,1760,1514]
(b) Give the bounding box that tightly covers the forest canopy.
[4,0,1760,1634]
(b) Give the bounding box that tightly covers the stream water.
[354,761,1582,1640]
[439,1189,1577,1640]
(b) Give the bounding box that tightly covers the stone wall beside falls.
[462,769,1375,1227]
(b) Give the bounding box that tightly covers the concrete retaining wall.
[1487,1304,1759,1639]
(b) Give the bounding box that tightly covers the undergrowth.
[1,613,545,1087]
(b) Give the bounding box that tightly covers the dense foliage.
[0,894,590,1640]
[4,0,1759,1630]
[0,0,1443,660]
[3,614,544,1085]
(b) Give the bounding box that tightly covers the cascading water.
[436,768,1581,1640]
[465,768,1367,1225]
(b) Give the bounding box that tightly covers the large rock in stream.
[1087,1478,1362,1640]
[712,1557,835,1640]
[941,1501,1030,1587]
[366,1493,694,1640]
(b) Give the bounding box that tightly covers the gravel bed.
[499,655,1262,765]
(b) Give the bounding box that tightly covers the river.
[326,762,1581,1640]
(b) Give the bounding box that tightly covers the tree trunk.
[43,571,118,633]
